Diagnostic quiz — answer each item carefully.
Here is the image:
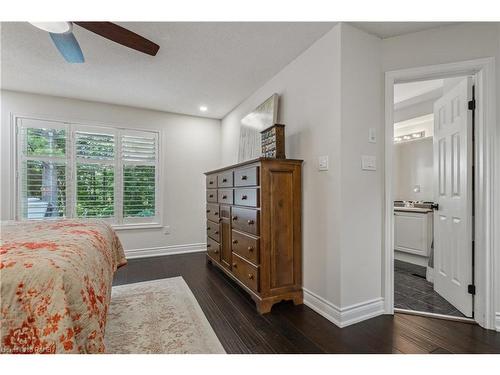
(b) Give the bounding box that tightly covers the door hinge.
[468,284,476,295]
[468,99,476,111]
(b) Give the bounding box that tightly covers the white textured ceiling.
[350,22,458,39]
[1,22,335,119]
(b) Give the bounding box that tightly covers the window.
[17,117,160,226]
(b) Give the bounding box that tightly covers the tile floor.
[394,260,466,318]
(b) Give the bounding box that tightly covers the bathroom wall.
[393,137,434,202]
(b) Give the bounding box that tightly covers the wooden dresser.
[204,157,303,313]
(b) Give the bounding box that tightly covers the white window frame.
[14,115,162,228]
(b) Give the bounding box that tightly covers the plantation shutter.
[17,117,160,225]
[74,128,116,219]
[121,130,158,223]
[17,118,68,219]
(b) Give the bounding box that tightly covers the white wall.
[338,24,383,308]
[221,24,344,307]
[220,23,384,323]
[393,137,434,202]
[0,90,221,256]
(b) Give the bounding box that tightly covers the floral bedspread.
[0,219,127,354]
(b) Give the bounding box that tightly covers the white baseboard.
[125,243,206,259]
[495,313,500,332]
[303,288,385,328]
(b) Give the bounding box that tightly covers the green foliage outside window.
[76,164,115,218]
[25,127,156,220]
[123,165,155,217]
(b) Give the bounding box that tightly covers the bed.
[0,219,127,354]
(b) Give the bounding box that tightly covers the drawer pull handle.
[206,209,210,213]
[247,246,254,252]
[247,220,254,225]
[214,231,219,235]
[218,218,222,223]
[232,216,238,221]
[209,194,214,198]
[214,212,219,216]
[232,240,238,244]
[241,175,247,180]
[222,178,227,183]
[209,181,214,184]
[207,227,211,230]
[207,244,211,248]
[222,195,227,199]
[248,273,254,280]
[241,195,248,200]
[232,263,237,268]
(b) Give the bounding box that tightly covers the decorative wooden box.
[261,124,285,159]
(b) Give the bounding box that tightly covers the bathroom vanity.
[394,206,433,257]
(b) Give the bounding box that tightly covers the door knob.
[247,220,254,225]
[232,240,238,244]
[232,216,238,221]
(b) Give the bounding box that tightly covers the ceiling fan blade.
[49,32,85,63]
[74,22,159,56]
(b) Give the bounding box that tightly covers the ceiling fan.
[29,22,160,63]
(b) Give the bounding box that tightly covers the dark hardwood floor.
[113,252,500,354]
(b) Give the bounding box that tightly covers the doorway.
[383,58,497,330]
[392,76,473,319]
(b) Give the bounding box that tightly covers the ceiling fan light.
[30,22,72,34]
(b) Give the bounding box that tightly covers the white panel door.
[433,77,473,317]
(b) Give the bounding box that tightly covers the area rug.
[105,277,226,354]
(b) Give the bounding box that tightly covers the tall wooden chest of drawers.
[205,158,303,313]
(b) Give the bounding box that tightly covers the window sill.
[111,223,163,231]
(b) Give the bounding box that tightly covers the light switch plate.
[318,155,329,171]
[361,155,376,171]
[368,128,377,143]
[163,226,170,235]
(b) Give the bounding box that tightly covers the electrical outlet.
[162,226,170,235]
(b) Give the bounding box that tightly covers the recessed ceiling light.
[199,106,208,112]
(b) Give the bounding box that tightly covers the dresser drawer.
[234,166,259,187]
[206,174,217,188]
[207,220,220,242]
[206,203,220,222]
[232,253,259,293]
[234,188,259,207]
[231,207,259,235]
[231,230,259,265]
[206,189,217,203]
[218,189,234,205]
[207,237,220,262]
[217,171,233,188]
